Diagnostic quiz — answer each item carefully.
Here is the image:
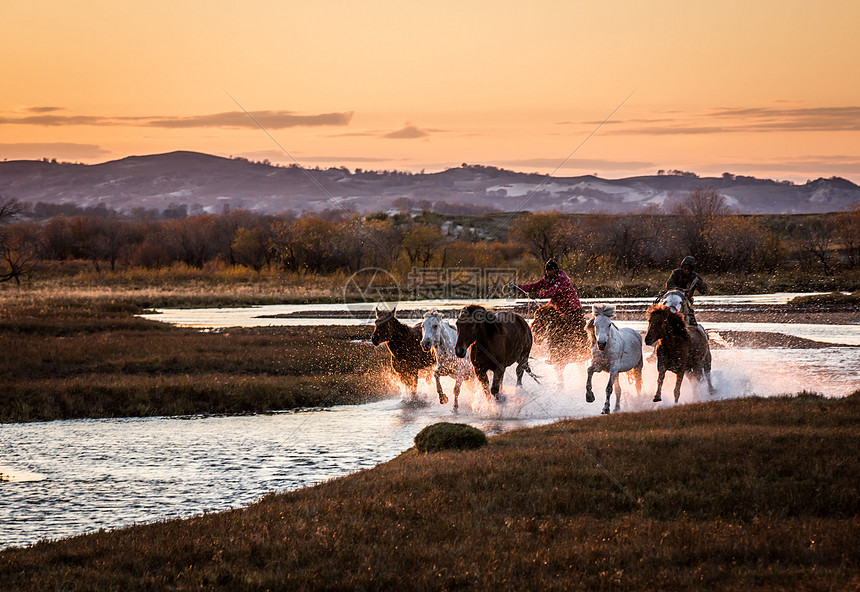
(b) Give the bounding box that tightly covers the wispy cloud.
[147,110,353,129]
[27,106,65,114]
[0,142,111,160]
[584,105,860,135]
[328,131,379,138]
[708,106,860,132]
[709,155,860,177]
[0,114,116,126]
[0,108,354,129]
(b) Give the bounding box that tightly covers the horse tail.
[524,360,541,384]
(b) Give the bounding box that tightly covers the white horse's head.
[662,290,685,315]
[590,304,616,351]
[421,309,444,351]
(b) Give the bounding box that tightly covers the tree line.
[0,189,858,284]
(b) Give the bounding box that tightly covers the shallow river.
[1,294,858,550]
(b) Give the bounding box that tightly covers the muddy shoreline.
[705,330,854,349]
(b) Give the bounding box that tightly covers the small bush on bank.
[414,422,488,452]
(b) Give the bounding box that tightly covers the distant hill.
[1,150,857,215]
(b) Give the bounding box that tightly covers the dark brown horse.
[454,304,538,399]
[644,304,714,404]
[532,305,589,387]
[371,307,435,399]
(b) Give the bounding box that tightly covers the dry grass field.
[0,295,390,422]
[1,393,857,590]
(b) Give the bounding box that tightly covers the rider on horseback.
[516,258,584,334]
[664,255,708,326]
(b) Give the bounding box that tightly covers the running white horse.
[421,310,473,411]
[585,304,644,414]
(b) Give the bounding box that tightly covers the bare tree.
[794,218,837,276]
[708,215,782,272]
[0,196,36,283]
[401,223,443,268]
[162,216,220,268]
[670,188,731,266]
[836,203,860,268]
[604,216,653,272]
[509,212,576,264]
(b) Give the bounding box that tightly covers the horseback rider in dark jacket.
[516,258,584,334]
[665,256,708,325]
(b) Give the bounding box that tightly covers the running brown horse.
[371,307,436,399]
[644,303,715,404]
[454,304,538,400]
[532,305,589,387]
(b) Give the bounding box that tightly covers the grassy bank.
[1,394,857,590]
[2,262,859,310]
[0,300,390,423]
[789,291,860,306]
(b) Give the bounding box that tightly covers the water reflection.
[139,293,842,330]
[0,399,548,550]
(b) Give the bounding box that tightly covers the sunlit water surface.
[2,295,858,550]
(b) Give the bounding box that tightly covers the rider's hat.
[545,258,559,272]
[680,256,696,268]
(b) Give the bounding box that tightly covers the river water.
[2,294,858,550]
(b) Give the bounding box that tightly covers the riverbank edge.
[1,393,858,590]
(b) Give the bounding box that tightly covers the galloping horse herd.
[371,296,715,415]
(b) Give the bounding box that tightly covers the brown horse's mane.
[647,304,689,339]
[585,317,595,342]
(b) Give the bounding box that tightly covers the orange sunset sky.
[2,1,859,182]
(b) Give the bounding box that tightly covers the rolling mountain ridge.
[1,151,857,215]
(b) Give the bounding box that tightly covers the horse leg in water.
[703,349,716,397]
[519,359,540,385]
[653,362,666,402]
[614,373,623,413]
[476,369,492,399]
[552,361,565,389]
[403,372,420,401]
[673,370,685,404]
[585,363,596,403]
[433,367,448,405]
[704,369,715,396]
[633,363,643,398]
[490,366,505,400]
[451,370,463,412]
[603,370,621,415]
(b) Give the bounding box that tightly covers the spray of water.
[376,337,857,424]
